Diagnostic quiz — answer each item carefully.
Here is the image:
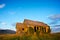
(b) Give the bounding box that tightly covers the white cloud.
[48,14,60,25]
[0,22,7,25]
[49,14,60,20]
[0,4,5,8]
[53,25,60,27]
[51,27,60,33]
[1,22,6,25]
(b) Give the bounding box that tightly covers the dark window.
[34,26,36,32]
[22,28,24,30]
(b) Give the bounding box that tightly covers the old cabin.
[16,19,51,35]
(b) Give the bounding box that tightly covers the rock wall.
[16,19,51,35]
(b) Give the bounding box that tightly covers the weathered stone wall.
[16,23,28,35]
[16,19,51,35]
[24,19,50,33]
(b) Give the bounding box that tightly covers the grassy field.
[0,33,60,40]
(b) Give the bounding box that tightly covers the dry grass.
[0,33,60,40]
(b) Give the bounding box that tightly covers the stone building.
[16,19,51,35]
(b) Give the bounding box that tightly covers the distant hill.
[0,29,16,34]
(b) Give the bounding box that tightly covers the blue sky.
[0,0,60,32]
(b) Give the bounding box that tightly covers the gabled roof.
[23,19,49,27]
